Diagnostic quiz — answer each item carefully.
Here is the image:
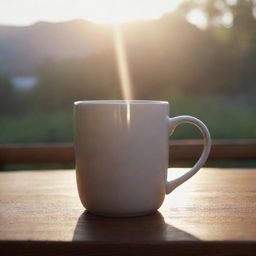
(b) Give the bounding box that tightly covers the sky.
[0,0,183,26]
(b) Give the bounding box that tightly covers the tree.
[0,71,16,115]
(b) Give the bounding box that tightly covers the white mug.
[74,100,211,217]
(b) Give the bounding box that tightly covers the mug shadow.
[72,211,199,242]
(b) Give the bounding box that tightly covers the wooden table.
[0,168,256,255]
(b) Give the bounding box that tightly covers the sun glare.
[0,0,181,26]
[76,0,181,24]
[113,25,133,100]
[186,9,208,29]
[113,25,132,125]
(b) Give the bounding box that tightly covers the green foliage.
[0,111,73,144]
[31,53,121,111]
[0,96,255,145]
[0,71,30,115]
[0,72,16,114]
[170,96,256,139]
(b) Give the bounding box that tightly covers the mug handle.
[165,115,211,194]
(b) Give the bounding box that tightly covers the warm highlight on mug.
[74,100,211,217]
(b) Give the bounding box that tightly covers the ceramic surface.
[74,100,211,217]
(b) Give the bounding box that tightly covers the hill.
[0,15,200,76]
[0,19,112,76]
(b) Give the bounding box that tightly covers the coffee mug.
[74,100,211,217]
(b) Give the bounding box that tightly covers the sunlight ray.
[113,25,133,100]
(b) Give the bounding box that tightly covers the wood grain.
[0,168,256,255]
[0,139,255,164]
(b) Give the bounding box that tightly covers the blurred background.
[0,0,255,169]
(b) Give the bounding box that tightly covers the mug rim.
[74,100,168,105]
